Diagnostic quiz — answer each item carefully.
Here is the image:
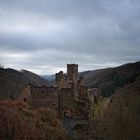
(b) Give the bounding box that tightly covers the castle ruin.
[55,64,89,118]
[20,64,92,118]
[56,64,87,101]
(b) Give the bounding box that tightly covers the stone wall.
[19,64,91,119]
[78,86,88,102]
[30,86,58,110]
[58,88,76,117]
[55,71,71,90]
[67,64,78,87]
[19,85,31,103]
[88,88,100,103]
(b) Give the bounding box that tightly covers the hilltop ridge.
[0,68,49,99]
[82,61,140,96]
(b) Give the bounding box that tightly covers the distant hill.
[21,69,49,86]
[41,74,55,86]
[0,68,28,99]
[42,74,55,81]
[82,61,140,97]
[1,61,139,99]
[0,68,49,99]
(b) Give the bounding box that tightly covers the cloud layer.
[0,0,140,74]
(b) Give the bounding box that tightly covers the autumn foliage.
[0,100,67,140]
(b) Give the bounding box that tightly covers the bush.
[0,100,67,140]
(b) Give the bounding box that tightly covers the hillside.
[0,68,29,99]
[90,76,140,139]
[88,63,140,139]
[83,61,140,97]
[41,74,55,86]
[0,62,140,139]
[21,69,49,86]
[42,74,55,81]
[0,68,49,99]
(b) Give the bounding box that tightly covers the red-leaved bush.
[0,100,67,140]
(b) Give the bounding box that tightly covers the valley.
[0,61,140,139]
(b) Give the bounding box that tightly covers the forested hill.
[0,68,49,99]
[82,61,140,97]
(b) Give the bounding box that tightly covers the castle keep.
[55,64,89,118]
[55,64,87,101]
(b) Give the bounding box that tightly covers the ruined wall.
[19,62,91,119]
[54,64,90,118]
[67,64,78,87]
[78,76,84,88]
[58,87,89,118]
[88,88,100,103]
[19,85,31,103]
[55,71,71,90]
[78,86,88,102]
[58,88,79,117]
[55,64,79,91]
[30,86,58,110]
[55,71,63,88]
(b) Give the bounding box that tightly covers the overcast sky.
[0,0,140,75]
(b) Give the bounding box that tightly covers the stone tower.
[67,64,79,99]
[67,64,78,86]
[55,71,65,90]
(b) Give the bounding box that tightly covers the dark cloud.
[0,0,140,74]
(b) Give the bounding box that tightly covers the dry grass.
[0,100,67,140]
[90,79,140,139]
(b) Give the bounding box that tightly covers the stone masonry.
[20,64,92,118]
